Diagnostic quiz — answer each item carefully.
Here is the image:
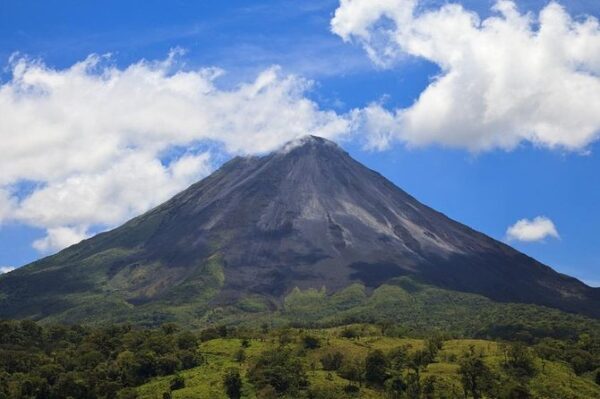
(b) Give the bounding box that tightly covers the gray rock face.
[1,135,598,320]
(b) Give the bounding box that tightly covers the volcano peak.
[277,134,341,155]
[1,136,598,323]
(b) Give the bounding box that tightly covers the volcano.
[1,136,598,323]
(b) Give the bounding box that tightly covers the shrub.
[169,375,185,391]
[365,350,389,386]
[343,384,360,395]
[459,347,495,399]
[199,327,221,342]
[340,328,360,339]
[388,345,409,371]
[223,368,242,399]
[234,349,246,363]
[176,331,198,350]
[180,350,204,369]
[506,384,532,399]
[385,375,407,399]
[248,349,308,395]
[321,351,344,371]
[338,357,365,386]
[303,335,321,349]
[505,343,537,379]
[156,355,181,376]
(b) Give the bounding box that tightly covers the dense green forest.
[1,319,599,399]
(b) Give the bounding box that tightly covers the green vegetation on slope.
[4,252,599,342]
[136,325,600,399]
[0,252,226,328]
[209,278,600,343]
[1,320,599,399]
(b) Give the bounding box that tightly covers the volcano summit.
[1,136,598,324]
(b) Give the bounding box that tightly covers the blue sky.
[0,0,599,286]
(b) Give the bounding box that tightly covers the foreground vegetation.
[1,320,599,398]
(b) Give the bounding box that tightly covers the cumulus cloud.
[0,51,352,253]
[506,216,560,242]
[0,266,15,274]
[14,152,211,229]
[0,188,15,222]
[332,0,600,151]
[32,227,89,253]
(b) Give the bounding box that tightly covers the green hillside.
[5,270,598,344]
[1,320,598,399]
[223,277,600,341]
[137,326,600,399]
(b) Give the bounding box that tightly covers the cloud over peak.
[0,52,352,253]
[333,0,600,151]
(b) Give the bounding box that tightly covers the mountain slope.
[0,136,598,324]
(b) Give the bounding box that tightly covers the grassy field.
[136,324,600,399]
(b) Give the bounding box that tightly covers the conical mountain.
[1,136,598,323]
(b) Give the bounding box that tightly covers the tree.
[459,347,495,399]
[365,350,389,386]
[199,327,221,342]
[15,374,49,399]
[303,335,321,349]
[505,343,537,379]
[223,368,242,399]
[425,336,443,362]
[260,323,270,335]
[409,349,431,376]
[180,349,204,369]
[338,357,365,387]
[340,328,360,339]
[567,349,594,375]
[116,350,142,386]
[277,329,294,346]
[388,345,410,371]
[248,349,308,395]
[234,349,246,363]
[405,371,421,399]
[53,372,91,399]
[161,323,179,335]
[385,375,407,399]
[422,375,437,399]
[156,354,181,376]
[321,351,344,371]
[176,331,198,350]
[377,320,394,336]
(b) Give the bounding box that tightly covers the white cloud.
[332,0,600,151]
[506,216,560,242]
[32,227,89,253]
[0,52,353,253]
[0,266,15,274]
[0,188,15,222]
[14,152,211,229]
